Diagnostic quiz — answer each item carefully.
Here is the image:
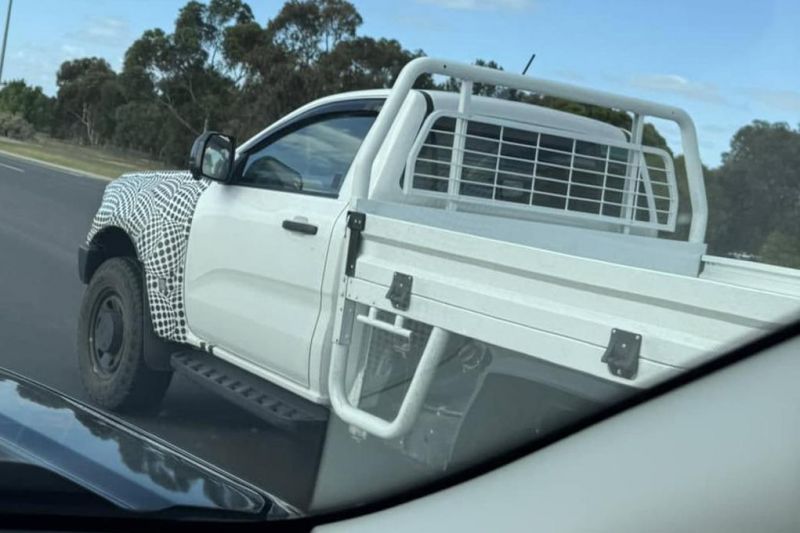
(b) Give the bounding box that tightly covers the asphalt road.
[0,153,323,511]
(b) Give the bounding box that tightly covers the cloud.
[6,47,54,89]
[395,13,452,31]
[701,123,731,134]
[747,88,800,113]
[60,43,87,57]
[629,74,726,104]
[8,34,109,95]
[417,0,534,10]
[67,16,131,48]
[5,17,132,95]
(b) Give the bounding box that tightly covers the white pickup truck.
[77,58,800,472]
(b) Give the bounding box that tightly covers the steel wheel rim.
[88,289,125,377]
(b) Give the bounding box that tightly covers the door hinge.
[386,272,413,311]
[345,211,366,277]
[601,328,641,380]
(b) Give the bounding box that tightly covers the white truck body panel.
[184,183,349,388]
[700,255,800,298]
[344,208,798,387]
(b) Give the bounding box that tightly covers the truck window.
[239,113,377,196]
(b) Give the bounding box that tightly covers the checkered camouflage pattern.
[87,171,210,342]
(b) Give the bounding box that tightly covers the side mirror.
[189,132,235,182]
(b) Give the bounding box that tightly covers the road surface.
[0,153,324,510]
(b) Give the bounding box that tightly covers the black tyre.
[77,257,172,412]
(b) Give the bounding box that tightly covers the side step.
[171,351,329,430]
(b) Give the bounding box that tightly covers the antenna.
[522,53,536,76]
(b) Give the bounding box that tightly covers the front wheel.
[77,257,172,412]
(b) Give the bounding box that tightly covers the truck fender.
[84,171,211,343]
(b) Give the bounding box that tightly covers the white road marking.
[0,149,113,181]
[0,161,24,173]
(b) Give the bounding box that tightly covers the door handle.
[282,219,318,235]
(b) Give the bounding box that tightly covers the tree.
[706,121,800,261]
[55,58,122,145]
[266,0,361,65]
[112,102,166,157]
[442,59,509,97]
[0,112,35,139]
[318,37,426,93]
[122,0,254,163]
[0,80,54,131]
[222,27,314,141]
[222,0,390,140]
[759,230,800,269]
[205,0,255,75]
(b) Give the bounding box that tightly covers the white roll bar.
[328,323,451,439]
[350,57,708,243]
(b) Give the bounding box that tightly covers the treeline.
[0,0,671,163]
[0,0,797,267]
[4,0,433,162]
[705,121,800,267]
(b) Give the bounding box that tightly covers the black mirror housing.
[189,132,236,183]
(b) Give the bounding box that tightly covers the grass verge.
[0,136,166,178]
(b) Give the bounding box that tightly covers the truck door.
[184,100,380,388]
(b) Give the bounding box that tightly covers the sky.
[1,0,798,166]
